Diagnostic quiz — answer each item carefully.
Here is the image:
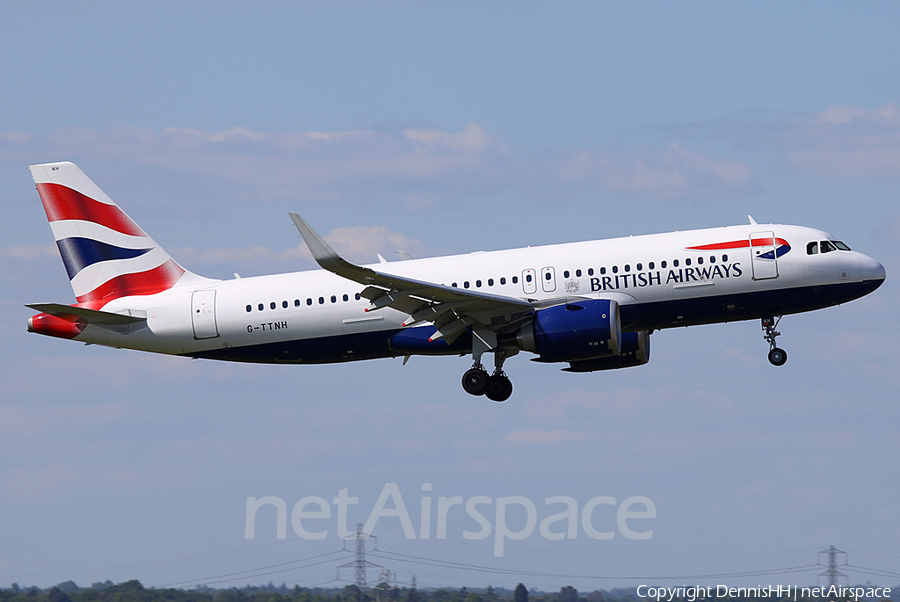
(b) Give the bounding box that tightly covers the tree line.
[0,581,612,602]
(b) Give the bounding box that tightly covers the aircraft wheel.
[485,374,513,402]
[462,368,489,396]
[768,347,788,366]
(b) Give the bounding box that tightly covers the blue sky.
[2,0,900,593]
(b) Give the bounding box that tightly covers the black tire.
[768,347,787,366]
[484,374,513,402]
[462,368,489,395]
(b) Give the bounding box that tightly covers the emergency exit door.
[191,290,219,339]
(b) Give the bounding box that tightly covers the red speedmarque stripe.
[76,259,185,303]
[36,183,146,237]
[688,238,789,251]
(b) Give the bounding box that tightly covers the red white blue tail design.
[30,162,193,305]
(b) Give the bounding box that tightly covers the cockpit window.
[809,240,851,255]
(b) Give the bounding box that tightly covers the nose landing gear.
[762,316,788,366]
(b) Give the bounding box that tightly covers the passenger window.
[661,261,667,269]
[488,278,494,286]
[722,254,728,262]
[544,272,551,280]
[636,263,642,271]
[282,300,288,308]
[709,256,715,263]
[464,281,470,288]
[331,295,336,303]
[673,260,679,267]
[476,280,482,287]
[685,258,691,266]
[624,264,630,272]
[246,305,252,313]
[512,276,519,284]
[318,297,324,304]
[807,242,818,255]
[270,302,276,310]
[649,262,655,269]
[575,269,582,277]
[612,266,618,274]
[588,268,594,276]
[525,274,532,283]
[600,267,607,275]
[500,277,506,285]
[697,257,703,265]
[355,293,361,300]
[294,299,300,307]
[307,298,313,306]
[343,294,349,302]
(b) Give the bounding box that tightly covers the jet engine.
[562,330,651,372]
[516,299,621,362]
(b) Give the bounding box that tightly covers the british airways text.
[591,262,743,292]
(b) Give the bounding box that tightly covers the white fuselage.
[74,223,884,364]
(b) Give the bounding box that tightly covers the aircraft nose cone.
[860,255,886,284]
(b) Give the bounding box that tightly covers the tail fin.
[30,161,204,305]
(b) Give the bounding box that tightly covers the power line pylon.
[338,523,381,602]
[817,545,848,588]
[376,569,394,602]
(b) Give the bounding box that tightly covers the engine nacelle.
[517,299,621,363]
[562,330,651,372]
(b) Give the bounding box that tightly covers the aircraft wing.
[289,213,534,344]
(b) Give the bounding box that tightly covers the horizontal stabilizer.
[26,303,147,325]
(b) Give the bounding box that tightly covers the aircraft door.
[541,267,557,293]
[522,269,537,294]
[750,231,779,280]
[191,290,219,339]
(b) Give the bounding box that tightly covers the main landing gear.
[462,365,513,402]
[762,316,788,366]
[462,348,514,402]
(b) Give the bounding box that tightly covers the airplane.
[25,161,886,401]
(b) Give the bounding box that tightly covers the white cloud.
[0,403,123,436]
[653,102,900,181]
[6,225,425,271]
[324,225,427,263]
[524,144,755,199]
[1,123,757,202]
[0,244,57,260]
[757,103,900,180]
[805,102,900,126]
[523,387,658,424]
